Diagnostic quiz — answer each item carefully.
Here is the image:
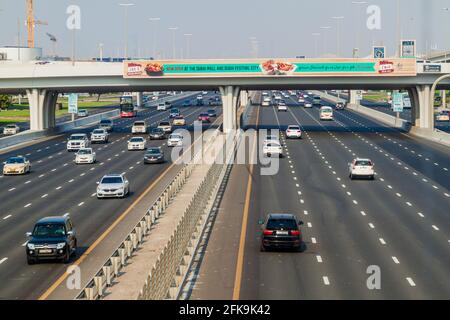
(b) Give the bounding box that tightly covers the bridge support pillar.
[136,92,143,108]
[220,86,240,133]
[415,85,434,130]
[26,89,58,131]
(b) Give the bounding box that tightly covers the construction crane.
[26,0,47,48]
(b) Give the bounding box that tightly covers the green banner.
[294,62,376,73]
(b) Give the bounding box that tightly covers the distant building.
[0,46,43,62]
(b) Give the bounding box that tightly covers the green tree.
[0,95,12,110]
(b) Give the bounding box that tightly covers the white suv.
[132,121,147,134]
[3,124,20,135]
[349,158,375,180]
[75,148,96,164]
[97,174,130,199]
[67,134,90,151]
[91,129,109,143]
[128,137,147,151]
[157,103,167,111]
[263,142,283,157]
[167,133,183,147]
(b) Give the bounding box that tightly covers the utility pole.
[332,16,344,57]
[168,27,178,59]
[149,17,160,59]
[119,3,135,60]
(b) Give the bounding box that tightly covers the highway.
[189,92,450,300]
[0,92,221,299]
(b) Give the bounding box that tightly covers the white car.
[167,133,184,147]
[3,124,20,135]
[278,104,288,112]
[127,137,147,151]
[263,135,281,146]
[349,158,375,180]
[3,156,31,175]
[97,174,130,199]
[157,103,167,111]
[320,106,334,120]
[77,109,88,117]
[304,102,313,108]
[75,148,96,164]
[91,128,109,143]
[132,121,147,134]
[263,142,283,157]
[286,125,302,139]
[67,134,90,151]
[298,98,305,104]
[158,121,172,133]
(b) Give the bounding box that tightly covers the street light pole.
[332,16,344,57]
[184,33,193,59]
[119,3,135,60]
[352,1,367,57]
[149,17,160,59]
[312,33,321,58]
[168,27,178,59]
[99,43,104,61]
[320,26,331,57]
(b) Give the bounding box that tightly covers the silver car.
[96,174,130,199]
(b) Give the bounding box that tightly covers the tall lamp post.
[351,1,367,57]
[184,33,193,59]
[148,17,160,59]
[312,33,321,58]
[119,3,135,60]
[168,27,178,59]
[320,26,331,57]
[332,16,345,57]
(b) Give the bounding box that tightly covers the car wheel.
[371,175,375,180]
[349,174,354,180]
[27,257,36,265]
[72,241,77,257]
[63,249,71,264]
[260,244,266,252]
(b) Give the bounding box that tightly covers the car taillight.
[263,230,274,236]
[290,230,301,236]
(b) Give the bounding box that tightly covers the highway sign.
[423,64,442,73]
[68,93,78,114]
[401,40,416,58]
[392,92,404,112]
[373,46,386,59]
[356,90,363,101]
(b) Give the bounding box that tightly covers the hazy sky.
[0,0,447,59]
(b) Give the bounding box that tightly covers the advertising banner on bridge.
[123,59,417,78]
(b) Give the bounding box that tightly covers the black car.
[207,109,217,117]
[144,147,165,164]
[149,128,165,140]
[259,214,303,252]
[26,216,77,264]
[335,102,345,110]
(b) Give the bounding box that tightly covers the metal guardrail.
[137,163,225,300]
[76,163,196,300]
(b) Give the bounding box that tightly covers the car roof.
[36,216,68,225]
[267,213,296,220]
[103,174,123,178]
[354,158,372,162]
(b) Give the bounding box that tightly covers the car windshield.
[200,113,208,117]
[130,138,144,142]
[170,135,182,140]
[266,218,298,231]
[33,224,66,238]
[101,177,123,184]
[6,157,25,164]
[93,130,104,134]
[208,110,215,113]
[355,160,372,166]
[151,128,163,133]
[146,149,161,155]
[288,126,300,130]
[134,122,145,126]
[171,109,179,113]
[6,125,16,128]
[77,149,91,155]
[100,120,112,124]
[159,122,170,126]
[70,135,85,140]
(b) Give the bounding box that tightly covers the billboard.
[68,93,78,114]
[401,40,416,58]
[123,59,417,78]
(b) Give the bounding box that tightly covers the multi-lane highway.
[189,92,450,300]
[0,92,221,299]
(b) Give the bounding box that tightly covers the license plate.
[277,231,289,235]
[39,249,52,254]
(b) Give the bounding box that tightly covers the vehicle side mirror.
[67,231,74,236]
[96,182,100,185]
[26,232,32,237]
[258,219,265,225]
[299,221,304,226]
[3,162,6,165]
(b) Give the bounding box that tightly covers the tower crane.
[26,0,47,48]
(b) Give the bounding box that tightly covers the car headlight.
[56,243,66,250]
[27,243,35,250]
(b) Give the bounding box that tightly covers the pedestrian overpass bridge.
[0,58,449,133]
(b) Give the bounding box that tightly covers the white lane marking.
[361,211,366,216]
[68,179,74,183]
[56,186,62,190]
[78,202,85,207]
[406,277,416,287]
[369,223,375,229]
[406,202,412,207]
[3,215,12,220]
[39,174,45,178]
[379,238,386,245]
[392,256,400,264]
[300,199,305,204]
[0,258,8,265]
[396,193,402,197]
[303,210,308,215]
[316,255,323,263]
[432,225,440,231]
[307,222,312,228]
[311,237,317,244]
[8,188,16,192]
[25,181,31,184]
[322,276,330,286]
[417,212,425,218]
[352,200,358,205]
[24,203,31,208]
[41,194,48,198]
[91,193,96,197]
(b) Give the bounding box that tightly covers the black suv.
[335,102,345,110]
[25,216,77,264]
[259,214,303,252]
